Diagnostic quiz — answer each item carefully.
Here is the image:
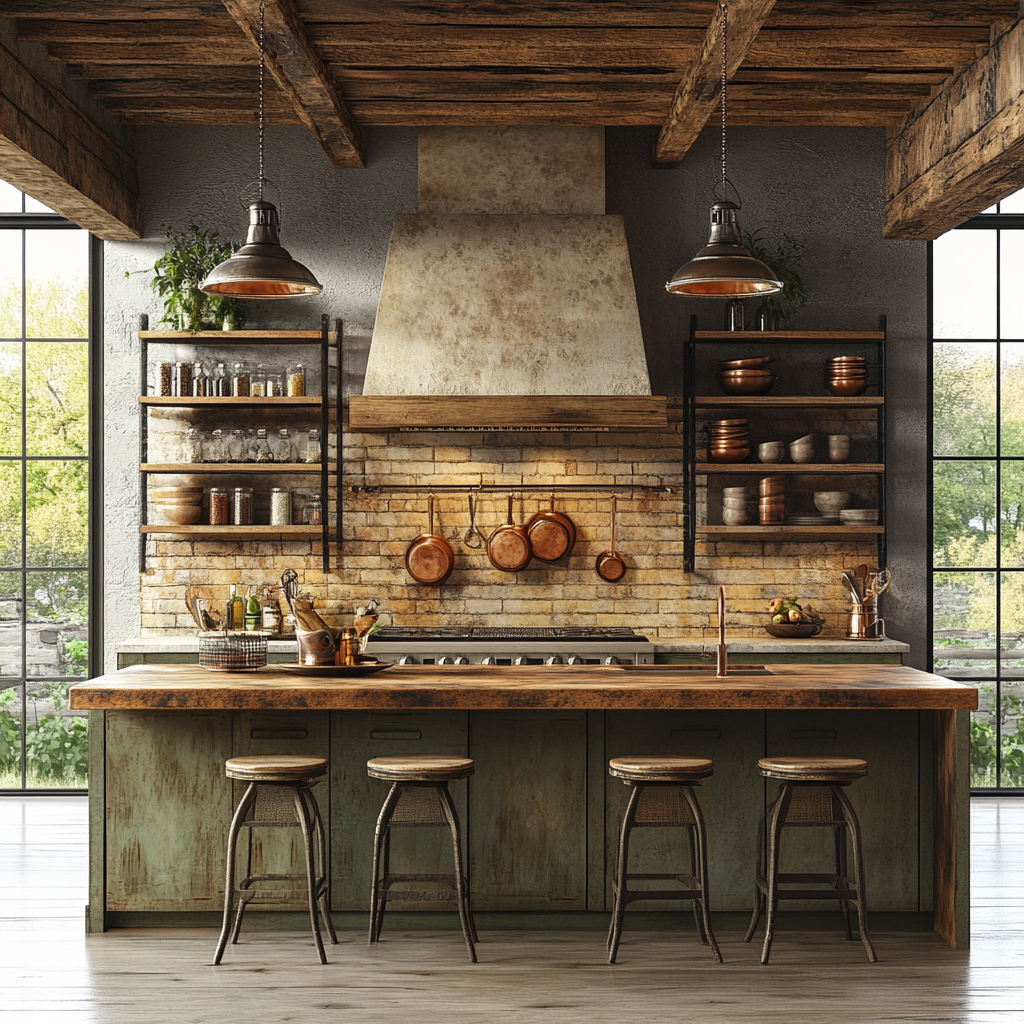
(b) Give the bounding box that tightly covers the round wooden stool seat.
[367,755,475,782]
[224,755,329,782]
[608,756,714,783]
[758,756,868,782]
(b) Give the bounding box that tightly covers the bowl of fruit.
[764,595,825,638]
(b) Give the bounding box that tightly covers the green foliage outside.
[0,684,88,788]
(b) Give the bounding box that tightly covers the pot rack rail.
[347,484,677,494]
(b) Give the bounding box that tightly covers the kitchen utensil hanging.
[487,492,531,572]
[406,493,455,585]
[463,492,486,549]
[595,495,627,582]
[525,492,576,562]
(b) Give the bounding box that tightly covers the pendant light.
[666,2,781,298]
[200,0,322,298]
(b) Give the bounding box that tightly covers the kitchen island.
[71,663,976,946]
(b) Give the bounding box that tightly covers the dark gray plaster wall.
[606,127,929,667]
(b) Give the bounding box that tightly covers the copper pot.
[487,492,531,572]
[595,495,626,582]
[405,493,455,585]
[827,378,869,397]
[525,493,576,562]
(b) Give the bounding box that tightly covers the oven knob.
[604,656,621,665]
[438,656,455,665]
[453,656,469,665]
[566,655,583,665]
[481,656,496,665]
[398,655,416,665]
[513,655,528,666]
[545,655,563,665]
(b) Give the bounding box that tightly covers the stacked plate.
[840,508,879,525]
[827,355,868,397]
[709,418,751,463]
[787,514,839,526]
[718,356,775,395]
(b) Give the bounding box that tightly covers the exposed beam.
[0,40,139,240]
[221,0,364,168]
[885,17,1024,239]
[653,0,777,168]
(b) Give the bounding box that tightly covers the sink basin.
[621,665,773,676]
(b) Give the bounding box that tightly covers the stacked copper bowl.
[827,355,868,397]
[759,475,786,524]
[718,355,775,395]
[710,418,751,463]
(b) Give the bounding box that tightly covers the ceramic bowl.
[758,441,786,463]
[813,490,854,514]
[764,622,823,638]
[723,486,752,497]
[789,443,815,463]
[149,486,202,500]
[149,503,202,526]
[722,507,752,526]
[827,378,868,397]
[722,496,755,509]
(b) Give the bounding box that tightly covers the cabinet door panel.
[469,710,587,911]
[765,709,919,911]
[330,710,468,911]
[605,710,764,911]
[106,710,232,912]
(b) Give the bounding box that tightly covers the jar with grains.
[156,361,173,396]
[286,363,306,396]
[250,364,267,397]
[209,487,229,526]
[231,361,250,397]
[226,428,245,462]
[181,426,203,463]
[303,428,321,464]
[303,492,323,526]
[270,487,291,525]
[272,427,294,462]
[252,428,273,463]
[233,486,253,526]
[173,360,192,397]
[191,360,208,396]
[206,428,225,463]
[210,362,228,396]
[265,372,284,397]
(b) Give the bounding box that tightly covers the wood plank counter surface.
[69,663,977,711]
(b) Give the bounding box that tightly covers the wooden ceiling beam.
[1,1,227,17]
[17,19,239,43]
[653,0,777,168]
[221,0,364,168]
[885,17,1024,239]
[0,39,139,239]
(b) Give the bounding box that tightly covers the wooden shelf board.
[140,330,330,343]
[699,525,884,538]
[142,463,331,474]
[140,396,324,407]
[693,331,884,341]
[140,526,322,537]
[695,396,884,407]
[696,463,884,474]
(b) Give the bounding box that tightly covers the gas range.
[364,626,653,666]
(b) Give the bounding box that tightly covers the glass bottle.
[191,360,208,396]
[270,487,291,525]
[244,585,261,631]
[260,585,281,634]
[303,492,323,526]
[209,487,229,525]
[725,299,745,332]
[231,361,250,397]
[272,427,294,463]
[206,428,225,463]
[286,363,306,396]
[227,428,245,463]
[210,362,228,397]
[303,428,321,464]
[180,426,203,463]
[244,426,258,462]
[227,584,244,631]
[156,361,173,396]
[173,360,192,397]
[252,428,273,463]
[265,372,284,397]
[233,486,253,525]
[250,364,267,397]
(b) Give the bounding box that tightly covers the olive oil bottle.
[227,584,244,631]
[244,585,261,631]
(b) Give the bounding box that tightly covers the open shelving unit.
[683,316,887,570]
[137,315,340,572]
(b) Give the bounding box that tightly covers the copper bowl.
[830,355,866,363]
[721,356,774,369]
[710,447,751,463]
[759,482,786,497]
[718,374,774,396]
[827,378,868,397]
[719,367,774,377]
[758,495,786,507]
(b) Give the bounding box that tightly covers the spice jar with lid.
[303,428,321,464]
[303,493,323,526]
[272,427,294,462]
[250,364,267,397]
[173,360,192,397]
[181,426,203,463]
[265,372,284,397]
[191,360,209,396]
[286,363,306,396]
[270,487,291,525]
[231,361,250,397]
[233,486,253,525]
[155,361,173,396]
[210,362,228,396]
[252,428,273,463]
[209,487,229,526]
[226,428,245,463]
[205,428,225,463]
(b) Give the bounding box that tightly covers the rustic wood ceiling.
[6,1,1014,140]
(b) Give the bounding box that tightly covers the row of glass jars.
[209,488,322,526]
[179,427,321,464]
[155,361,308,398]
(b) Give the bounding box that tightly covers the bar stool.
[213,755,337,965]
[367,755,478,963]
[744,755,877,964]
[607,755,721,964]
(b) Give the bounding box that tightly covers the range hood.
[349,128,667,432]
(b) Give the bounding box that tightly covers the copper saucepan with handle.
[405,492,455,585]
[595,495,627,582]
[525,492,576,563]
[487,491,531,572]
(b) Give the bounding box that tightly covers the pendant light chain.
[720,0,728,193]
[258,0,265,202]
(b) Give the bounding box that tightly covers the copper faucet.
[716,585,728,677]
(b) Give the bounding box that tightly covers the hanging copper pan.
[525,492,576,562]
[487,492,531,572]
[405,493,454,585]
[595,495,627,582]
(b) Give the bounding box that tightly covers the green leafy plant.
[743,230,809,326]
[130,225,245,333]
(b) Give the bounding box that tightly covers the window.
[931,187,1024,791]
[0,180,96,792]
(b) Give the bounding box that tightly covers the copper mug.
[334,628,359,666]
[847,605,886,639]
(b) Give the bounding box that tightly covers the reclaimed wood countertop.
[69,663,978,711]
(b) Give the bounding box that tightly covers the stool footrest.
[619,889,702,903]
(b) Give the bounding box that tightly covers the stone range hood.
[349,128,667,432]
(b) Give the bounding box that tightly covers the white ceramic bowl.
[814,491,854,514]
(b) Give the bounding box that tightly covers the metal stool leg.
[304,786,338,945]
[682,786,722,963]
[607,784,641,964]
[687,823,706,943]
[834,814,853,941]
[834,785,877,963]
[744,786,773,944]
[213,782,258,965]
[292,786,328,965]
[374,824,392,942]
[439,783,478,963]
[760,782,794,965]
[369,783,401,946]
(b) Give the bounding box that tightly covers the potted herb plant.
[133,225,246,333]
[743,231,809,330]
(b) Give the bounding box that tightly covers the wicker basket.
[199,633,268,672]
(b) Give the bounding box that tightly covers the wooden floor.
[1,797,1022,1023]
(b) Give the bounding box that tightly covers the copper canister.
[335,628,359,666]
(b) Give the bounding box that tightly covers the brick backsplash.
[141,417,879,639]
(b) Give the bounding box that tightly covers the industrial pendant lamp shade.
[666,201,782,296]
[665,1,782,300]
[200,201,322,297]
[199,0,321,300]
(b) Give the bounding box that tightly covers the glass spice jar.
[233,486,253,525]
[226,428,245,463]
[286,363,306,396]
[252,428,273,463]
[191,360,208,396]
[173,360,192,397]
[265,372,284,397]
[273,427,294,463]
[156,361,173,396]
[303,428,321,464]
[205,428,225,463]
[209,487,229,526]
[180,426,203,463]
[303,492,323,526]
[210,362,228,396]
[231,361,250,397]
[270,487,291,525]
[250,364,267,397]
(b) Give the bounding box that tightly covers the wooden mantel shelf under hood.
[348,395,670,432]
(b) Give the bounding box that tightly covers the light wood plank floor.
[1,796,1022,1023]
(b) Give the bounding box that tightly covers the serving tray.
[273,662,393,677]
